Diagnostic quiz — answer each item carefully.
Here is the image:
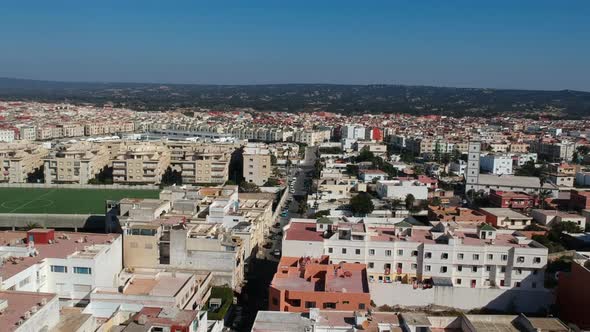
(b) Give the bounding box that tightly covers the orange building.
[269,256,370,313]
[427,206,487,223]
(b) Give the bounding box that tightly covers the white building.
[0,129,15,143]
[342,125,366,140]
[282,219,548,291]
[450,160,467,177]
[0,229,122,306]
[531,209,586,230]
[376,179,428,200]
[480,154,513,175]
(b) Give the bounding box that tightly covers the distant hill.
[1,77,589,118]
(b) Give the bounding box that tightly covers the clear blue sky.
[1,0,589,91]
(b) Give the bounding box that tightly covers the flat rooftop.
[0,291,57,331]
[0,231,119,280]
[479,208,532,219]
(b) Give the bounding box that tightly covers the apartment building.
[269,256,371,312]
[17,125,36,141]
[0,142,48,183]
[480,154,513,175]
[243,144,271,186]
[543,163,576,187]
[489,190,536,210]
[292,129,331,146]
[0,129,15,143]
[112,143,171,184]
[282,219,548,290]
[167,142,234,184]
[122,220,245,289]
[0,229,122,306]
[58,124,85,137]
[44,142,110,184]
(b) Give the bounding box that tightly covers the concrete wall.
[370,283,553,313]
[0,183,158,190]
[0,214,104,232]
[18,295,60,332]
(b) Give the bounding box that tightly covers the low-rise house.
[359,169,387,183]
[489,190,536,210]
[427,206,486,224]
[479,208,533,230]
[531,209,586,229]
[269,256,370,312]
[376,179,428,200]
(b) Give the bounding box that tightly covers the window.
[441,253,449,259]
[486,266,491,272]
[359,303,366,309]
[51,265,67,273]
[425,252,432,259]
[457,265,463,272]
[456,278,462,285]
[487,254,493,260]
[440,266,448,273]
[323,302,336,309]
[368,262,374,268]
[473,254,480,260]
[73,267,92,275]
[305,301,316,308]
[515,282,521,288]
[385,250,392,256]
[500,280,505,286]
[501,255,508,261]
[411,250,418,257]
[533,257,541,264]
[342,248,347,254]
[18,277,30,288]
[457,253,464,260]
[501,267,506,273]
[517,256,525,263]
[397,249,404,256]
[472,266,478,272]
[144,243,153,249]
[355,249,361,255]
[425,265,431,272]
[328,248,333,254]
[342,301,350,304]
[369,249,375,256]
[411,264,417,270]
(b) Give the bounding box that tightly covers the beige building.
[0,142,48,183]
[59,124,85,137]
[168,142,234,184]
[112,143,171,184]
[44,142,110,184]
[243,144,271,186]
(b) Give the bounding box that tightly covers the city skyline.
[0,1,589,91]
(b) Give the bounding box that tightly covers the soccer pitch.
[0,188,160,214]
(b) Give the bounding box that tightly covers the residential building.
[0,229,122,306]
[0,129,15,143]
[479,208,533,230]
[0,142,48,183]
[544,163,576,188]
[44,142,110,184]
[427,206,487,224]
[252,309,399,332]
[107,306,217,332]
[168,142,234,184]
[269,256,370,312]
[376,179,428,200]
[531,209,586,229]
[359,169,387,183]
[0,291,60,332]
[243,143,271,186]
[282,219,548,290]
[480,154,513,175]
[111,143,171,184]
[569,190,590,210]
[489,190,536,210]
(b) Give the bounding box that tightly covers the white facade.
[0,130,15,143]
[449,160,467,176]
[282,220,548,291]
[480,154,513,175]
[342,125,366,140]
[376,180,428,200]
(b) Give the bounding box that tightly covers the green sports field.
[0,188,160,214]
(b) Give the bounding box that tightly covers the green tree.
[405,194,416,210]
[239,181,261,193]
[263,178,280,187]
[350,192,375,216]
